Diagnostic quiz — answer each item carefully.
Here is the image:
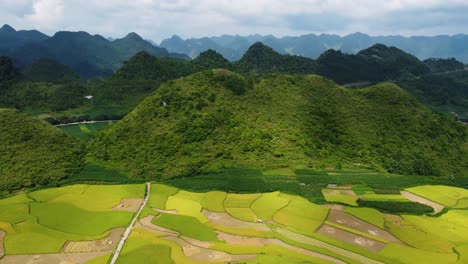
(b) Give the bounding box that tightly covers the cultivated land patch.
[400,191,444,214]
[113,198,144,212]
[0,230,5,258]
[0,252,109,264]
[322,188,358,206]
[0,184,145,262]
[61,228,125,253]
[326,209,401,243]
[405,185,468,207]
[316,225,386,252]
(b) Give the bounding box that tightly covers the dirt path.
[275,228,384,264]
[0,252,108,264]
[0,230,5,259]
[138,216,180,236]
[400,191,445,214]
[110,182,151,264]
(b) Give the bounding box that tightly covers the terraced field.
[0,184,144,263]
[116,184,468,264]
[0,183,467,264]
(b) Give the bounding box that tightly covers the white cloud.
[0,0,467,41]
[24,0,64,30]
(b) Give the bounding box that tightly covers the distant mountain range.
[0,24,188,78]
[160,33,468,63]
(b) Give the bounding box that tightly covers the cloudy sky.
[1,0,467,43]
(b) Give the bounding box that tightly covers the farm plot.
[404,185,468,208]
[0,184,145,262]
[322,189,358,206]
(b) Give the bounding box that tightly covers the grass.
[201,191,226,212]
[0,203,31,224]
[351,185,375,195]
[30,202,133,236]
[152,214,218,242]
[147,184,179,209]
[321,189,358,206]
[225,207,258,222]
[344,207,385,228]
[380,243,458,264]
[405,185,468,207]
[250,192,289,221]
[455,244,468,264]
[165,196,207,223]
[224,193,261,207]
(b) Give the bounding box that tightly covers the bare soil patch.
[0,230,5,258]
[327,210,401,243]
[162,236,256,262]
[202,209,270,232]
[317,225,386,252]
[0,252,108,264]
[62,228,124,253]
[112,198,144,212]
[138,216,179,236]
[322,204,345,211]
[400,191,444,214]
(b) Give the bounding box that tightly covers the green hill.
[0,109,84,194]
[89,70,468,179]
[22,58,80,82]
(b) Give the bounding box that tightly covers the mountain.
[159,33,468,63]
[22,58,80,82]
[0,26,188,78]
[0,56,19,82]
[0,109,84,194]
[315,44,430,84]
[0,24,49,50]
[234,42,316,74]
[423,58,466,73]
[89,70,468,179]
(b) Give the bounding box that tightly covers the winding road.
[110,182,151,264]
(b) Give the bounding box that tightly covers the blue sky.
[1,0,468,43]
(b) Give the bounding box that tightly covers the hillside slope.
[89,70,468,179]
[0,109,84,194]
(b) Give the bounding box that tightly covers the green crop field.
[58,122,114,141]
[405,185,468,207]
[1,182,468,264]
[0,184,144,255]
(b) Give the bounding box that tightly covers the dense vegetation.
[0,109,84,195]
[423,58,466,73]
[22,58,79,82]
[356,200,434,214]
[89,70,468,180]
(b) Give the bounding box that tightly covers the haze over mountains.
[160,33,468,63]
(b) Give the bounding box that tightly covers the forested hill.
[89,70,468,179]
[0,109,84,195]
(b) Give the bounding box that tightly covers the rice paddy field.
[0,181,467,264]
